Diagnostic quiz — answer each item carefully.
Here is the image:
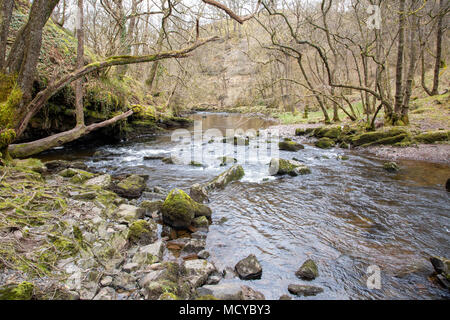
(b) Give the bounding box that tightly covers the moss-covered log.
[9,110,133,158]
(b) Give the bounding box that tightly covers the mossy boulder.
[269,158,311,177]
[279,140,305,152]
[162,189,212,229]
[315,137,335,149]
[351,128,408,147]
[0,282,34,300]
[295,259,319,280]
[414,130,449,144]
[205,165,245,190]
[114,174,146,199]
[127,219,158,245]
[313,126,341,139]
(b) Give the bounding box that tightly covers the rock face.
[161,189,212,229]
[269,158,311,177]
[235,254,263,280]
[279,140,305,152]
[446,179,450,192]
[288,284,323,297]
[114,174,146,199]
[295,259,319,280]
[190,183,209,204]
[205,165,245,190]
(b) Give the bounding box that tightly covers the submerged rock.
[235,254,263,280]
[190,183,209,204]
[295,259,319,280]
[205,165,245,190]
[161,189,212,229]
[269,158,311,177]
[113,174,147,199]
[279,140,305,152]
[288,284,323,297]
[383,162,400,172]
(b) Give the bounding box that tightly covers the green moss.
[414,130,449,144]
[127,220,153,243]
[279,141,304,152]
[0,282,34,300]
[161,189,198,228]
[196,295,218,300]
[351,128,407,147]
[315,137,335,149]
[159,292,179,300]
[359,133,411,148]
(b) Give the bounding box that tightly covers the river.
[39,112,450,300]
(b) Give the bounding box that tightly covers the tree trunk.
[9,110,133,158]
[431,0,445,95]
[402,1,419,124]
[0,0,14,71]
[75,0,85,127]
[393,0,406,121]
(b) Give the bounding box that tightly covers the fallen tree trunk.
[9,110,133,158]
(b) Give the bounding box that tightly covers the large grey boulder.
[235,254,262,280]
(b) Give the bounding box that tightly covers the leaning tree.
[0,0,261,158]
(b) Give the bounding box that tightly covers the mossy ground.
[0,160,121,297]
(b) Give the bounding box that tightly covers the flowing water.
[39,113,450,300]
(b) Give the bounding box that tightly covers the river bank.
[270,123,450,165]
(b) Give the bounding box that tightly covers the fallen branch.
[9,110,133,158]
